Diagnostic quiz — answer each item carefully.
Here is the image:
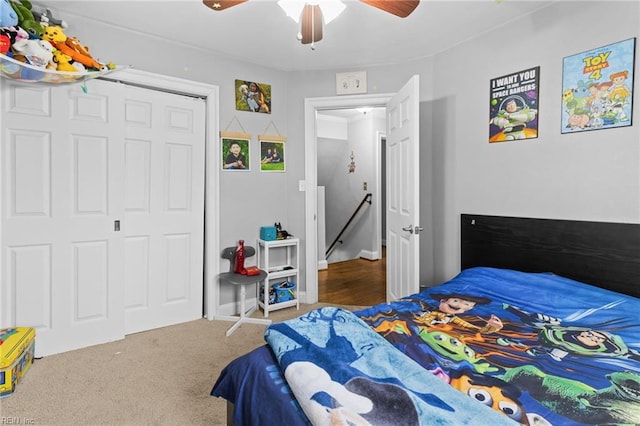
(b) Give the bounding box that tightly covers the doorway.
[316,108,387,305]
[304,75,421,305]
[304,93,394,304]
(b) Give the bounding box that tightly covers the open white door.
[386,75,420,301]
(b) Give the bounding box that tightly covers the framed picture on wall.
[235,80,271,114]
[561,38,635,133]
[489,66,540,143]
[222,136,251,171]
[259,137,286,172]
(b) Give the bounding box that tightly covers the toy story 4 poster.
[489,66,540,143]
[561,38,635,133]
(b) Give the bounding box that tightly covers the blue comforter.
[265,306,514,425]
[355,267,640,425]
[213,267,640,425]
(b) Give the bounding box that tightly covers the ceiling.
[39,0,555,72]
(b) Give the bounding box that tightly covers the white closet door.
[1,80,126,356]
[123,86,205,334]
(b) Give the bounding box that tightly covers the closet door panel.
[123,86,205,334]
[1,80,125,356]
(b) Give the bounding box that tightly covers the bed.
[211,214,640,425]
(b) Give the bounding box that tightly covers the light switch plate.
[336,71,367,95]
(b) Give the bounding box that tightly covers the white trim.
[103,69,221,320]
[358,250,378,261]
[375,130,386,262]
[304,93,393,303]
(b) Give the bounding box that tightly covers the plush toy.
[0,32,10,54]
[51,48,76,72]
[11,37,53,67]
[32,8,67,29]
[42,25,104,70]
[9,0,42,38]
[1,0,18,27]
[2,25,28,44]
[0,25,24,54]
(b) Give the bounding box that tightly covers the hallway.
[318,251,386,306]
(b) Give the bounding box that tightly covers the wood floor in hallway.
[318,251,386,306]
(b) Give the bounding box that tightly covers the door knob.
[402,225,414,233]
[414,226,424,234]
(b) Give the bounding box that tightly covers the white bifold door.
[123,85,205,334]
[1,78,205,356]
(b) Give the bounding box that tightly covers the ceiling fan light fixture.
[315,0,346,24]
[278,0,345,24]
[277,0,305,23]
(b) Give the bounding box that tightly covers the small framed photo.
[259,138,285,172]
[235,80,271,114]
[222,136,250,171]
[561,38,635,133]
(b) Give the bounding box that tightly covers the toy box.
[275,281,296,302]
[0,327,35,397]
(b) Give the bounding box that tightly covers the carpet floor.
[1,303,363,425]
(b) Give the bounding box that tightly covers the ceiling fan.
[202,0,420,46]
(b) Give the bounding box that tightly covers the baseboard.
[318,260,328,270]
[358,250,379,261]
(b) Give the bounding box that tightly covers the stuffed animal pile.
[1,0,113,77]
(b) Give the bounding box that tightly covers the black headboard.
[461,214,640,298]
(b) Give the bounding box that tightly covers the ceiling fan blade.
[300,4,323,45]
[202,0,248,11]
[359,0,419,18]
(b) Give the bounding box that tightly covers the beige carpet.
[1,303,364,425]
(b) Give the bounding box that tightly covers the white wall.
[14,1,638,302]
[287,1,640,289]
[430,0,640,283]
[44,11,297,308]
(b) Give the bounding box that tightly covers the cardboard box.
[0,327,35,397]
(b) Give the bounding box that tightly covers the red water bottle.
[234,240,246,274]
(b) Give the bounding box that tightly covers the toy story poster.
[561,38,635,133]
[235,79,271,114]
[489,66,540,143]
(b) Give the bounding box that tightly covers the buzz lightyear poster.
[561,38,635,134]
[489,66,540,143]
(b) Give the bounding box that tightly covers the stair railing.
[326,193,373,257]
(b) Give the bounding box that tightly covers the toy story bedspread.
[264,305,514,426]
[355,267,640,425]
[212,267,640,425]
